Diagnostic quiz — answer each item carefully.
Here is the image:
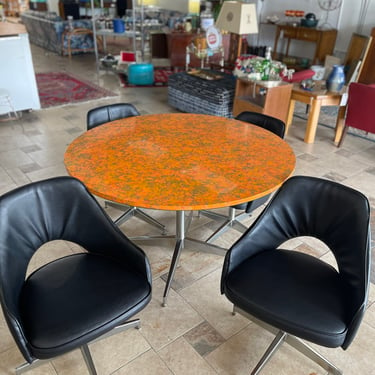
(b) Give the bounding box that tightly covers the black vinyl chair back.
[233,112,286,212]
[0,177,152,364]
[235,111,286,139]
[87,103,140,130]
[222,175,371,350]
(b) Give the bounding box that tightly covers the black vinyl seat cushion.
[224,249,349,348]
[20,253,151,359]
[220,176,370,374]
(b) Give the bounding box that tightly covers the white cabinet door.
[0,33,40,114]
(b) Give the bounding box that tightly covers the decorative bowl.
[300,18,318,28]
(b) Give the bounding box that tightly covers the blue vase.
[326,65,345,93]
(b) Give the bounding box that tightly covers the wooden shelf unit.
[233,78,292,123]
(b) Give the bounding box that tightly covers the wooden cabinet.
[166,31,230,69]
[273,25,337,64]
[233,78,292,123]
[4,0,29,16]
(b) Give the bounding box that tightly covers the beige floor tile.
[0,166,17,193]
[158,337,216,375]
[0,309,15,354]
[88,328,151,375]
[0,346,56,375]
[51,349,91,375]
[137,278,204,351]
[205,324,322,375]
[312,322,375,374]
[113,349,173,375]
[5,166,35,186]
[179,269,249,340]
[26,163,69,181]
[0,149,35,169]
[364,301,375,329]
[26,240,77,276]
[343,171,375,198]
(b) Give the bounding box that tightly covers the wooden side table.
[273,24,337,64]
[286,82,346,144]
[233,78,293,123]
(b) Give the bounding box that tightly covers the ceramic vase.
[326,65,345,93]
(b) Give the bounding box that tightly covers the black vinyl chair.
[87,103,166,233]
[201,112,285,243]
[221,176,371,375]
[0,176,152,375]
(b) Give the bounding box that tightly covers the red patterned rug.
[36,72,117,108]
[119,67,181,87]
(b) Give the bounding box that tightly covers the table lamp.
[215,1,258,64]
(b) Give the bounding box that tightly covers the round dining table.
[64,113,296,304]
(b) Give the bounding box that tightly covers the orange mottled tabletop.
[64,113,295,211]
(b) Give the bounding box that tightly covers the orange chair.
[338,82,375,147]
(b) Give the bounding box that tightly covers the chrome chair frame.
[233,306,343,375]
[15,319,140,375]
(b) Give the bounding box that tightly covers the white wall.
[252,0,374,59]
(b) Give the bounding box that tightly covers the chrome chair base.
[105,201,166,234]
[233,306,343,375]
[200,207,248,243]
[15,319,141,375]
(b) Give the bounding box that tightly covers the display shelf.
[233,78,292,122]
[91,1,163,70]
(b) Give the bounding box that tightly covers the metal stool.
[0,89,18,120]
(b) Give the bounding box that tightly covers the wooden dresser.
[273,24,337,64]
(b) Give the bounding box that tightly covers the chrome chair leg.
[234,306,343,375]
[15,319,141,375]
[80,344,97,375]
[251,331,287,375]
[16,359,48,375]
[284,335,343,375]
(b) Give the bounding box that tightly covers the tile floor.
[0,45,374,375]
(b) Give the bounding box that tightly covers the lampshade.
[188,0,200,14]
[215,1,258,35]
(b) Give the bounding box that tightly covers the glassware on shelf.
[200,1,214,31]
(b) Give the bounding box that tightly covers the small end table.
[286,81,346,144]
